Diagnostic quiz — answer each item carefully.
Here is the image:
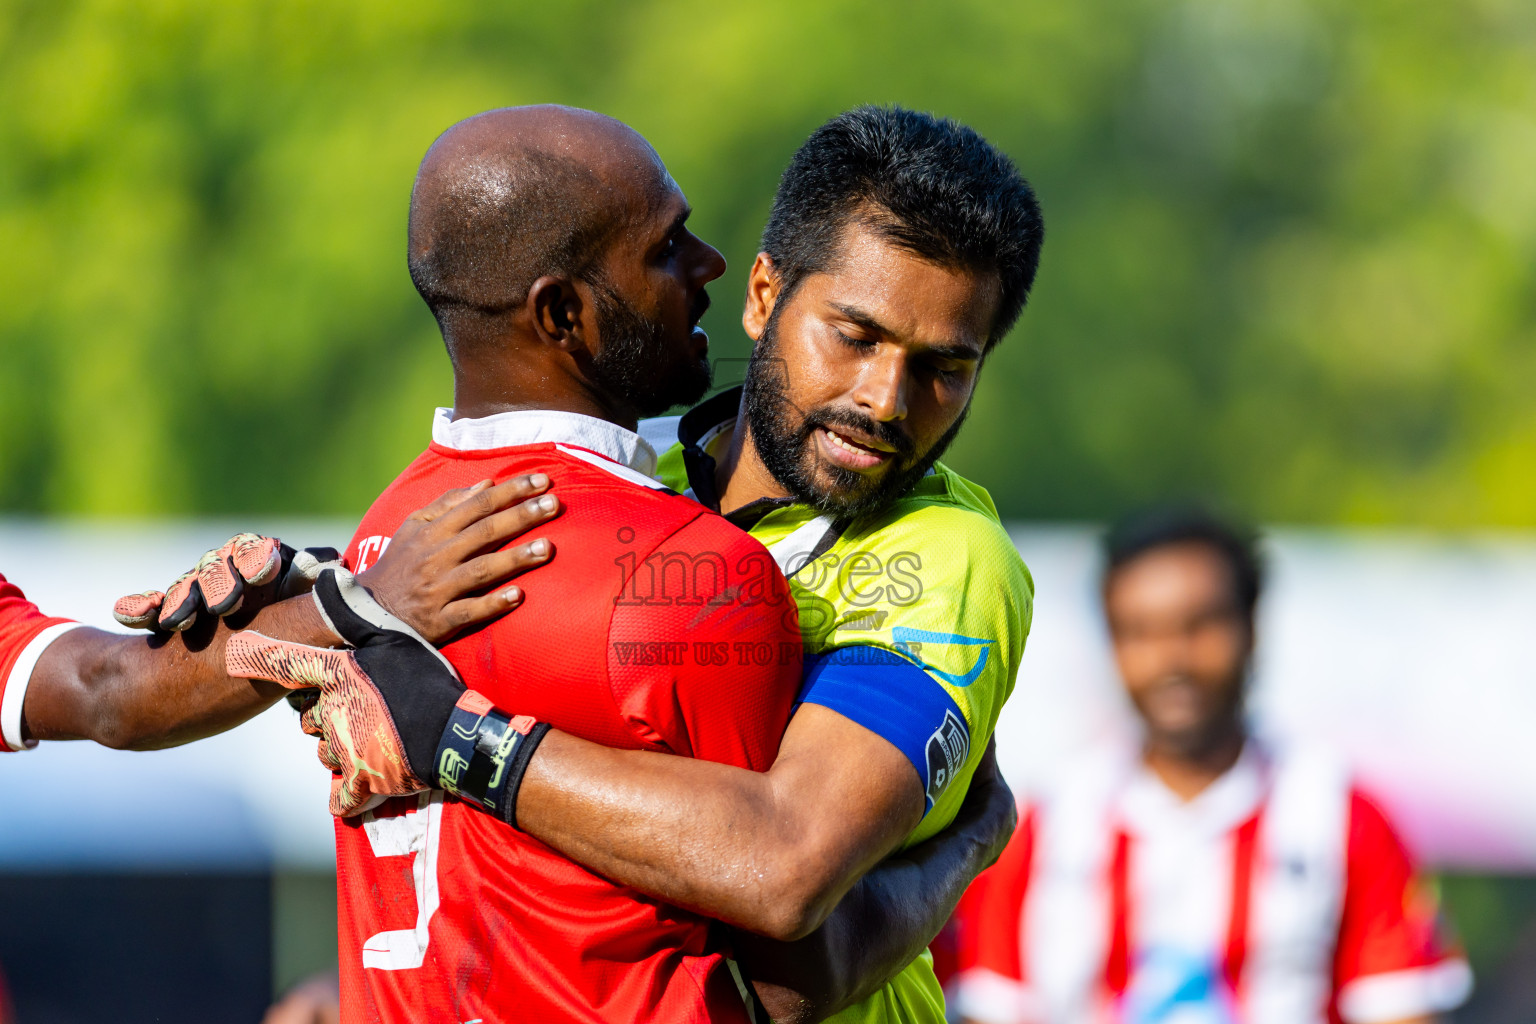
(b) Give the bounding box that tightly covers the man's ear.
[741,253,782,343]
[528,275,588,352]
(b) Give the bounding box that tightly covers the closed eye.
[833,328,876,350]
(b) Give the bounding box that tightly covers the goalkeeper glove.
[114,533,340,632]
[226,568,548,821]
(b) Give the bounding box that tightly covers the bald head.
[407,105,672,352]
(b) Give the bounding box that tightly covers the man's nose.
[1154,631,1198,675]
[851,349,909,422]
[693,239,727,286]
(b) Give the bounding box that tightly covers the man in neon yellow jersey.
[238,105,1042,1023]
[626,107,1037,1020]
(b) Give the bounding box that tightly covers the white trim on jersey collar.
[2,622,84,751]
[431,407,658,477]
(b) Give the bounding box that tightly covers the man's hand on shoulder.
[354,474,560,644]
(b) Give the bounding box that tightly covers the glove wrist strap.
[309,567,356,645]
[434,691,549,829]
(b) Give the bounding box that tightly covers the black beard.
[588,281,712,419]
[742,308,970,521]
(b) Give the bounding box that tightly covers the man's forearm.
[516,706,923,942]
[22,595,335,749]
[739,746,1017,1023]
[517,731,821,939]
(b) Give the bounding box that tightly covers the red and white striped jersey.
[953,742,1470,1024]
[0,572,78,752]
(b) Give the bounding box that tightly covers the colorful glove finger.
[113,535,341,632]
[225,631,424,816]
[226,568,547,822]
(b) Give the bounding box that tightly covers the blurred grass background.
[2,0,1534,525]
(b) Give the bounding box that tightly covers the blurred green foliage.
[1440,873,1536,984]
[2,0,1534,523]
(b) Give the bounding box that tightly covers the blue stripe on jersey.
[891,626,993,687]
[796,646,972,812]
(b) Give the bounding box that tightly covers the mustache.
[802,408,916,461]
[690,288,710,326]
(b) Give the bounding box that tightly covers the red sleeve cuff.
[1,620,81,750]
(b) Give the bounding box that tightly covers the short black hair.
[760,105,1044,347]
[1103,505,1264,616]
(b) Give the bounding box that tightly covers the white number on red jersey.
[361,792,443,971]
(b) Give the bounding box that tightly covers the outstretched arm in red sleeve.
[8,476,557,751]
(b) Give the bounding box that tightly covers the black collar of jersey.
[677,386,798,531]
[677,385,745,458]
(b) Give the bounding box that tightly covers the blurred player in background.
[233,104,1042,1024]
[950,507,1472,1024]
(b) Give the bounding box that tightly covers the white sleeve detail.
[1337,958,1473,1023]
[2,621,85,751]
[952,967,1039,1024]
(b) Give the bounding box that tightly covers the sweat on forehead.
[406,106,669,317]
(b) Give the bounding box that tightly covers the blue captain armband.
[796,646,971,811]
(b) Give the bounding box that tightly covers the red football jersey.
[333,410,802,1024]
[0,572,76,752]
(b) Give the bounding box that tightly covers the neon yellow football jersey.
[645,389,1034,1024]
